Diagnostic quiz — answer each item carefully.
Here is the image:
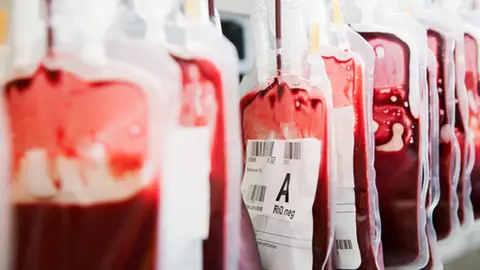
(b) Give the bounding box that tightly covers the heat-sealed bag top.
[461,1,480,222]
[400,0,462,242]
[240,0,334,269]
[345,0,430,268]
[308,0,383,269]
[8,0,174,269]
[164,1,244,269]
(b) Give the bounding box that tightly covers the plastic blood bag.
[347,0,429,266]
[397,0,462,241]
[431,0,475,231]
[322,2,383,268]
[241,78,331,270]
[164,0,245,269]
[240,1,334,269]
[422,49,442,270]
[9,0,169,269]
[325,55,370,270]
[462,2,480,220]
[10,68,161,270]
[338,24,385,270]
[172,56,229,270]
[359,32,426,267]
[427,29,462,239]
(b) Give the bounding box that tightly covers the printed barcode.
[284,142,301,160]
[336,239,354,250]
[247,185,267,203]
[250,141,275,157]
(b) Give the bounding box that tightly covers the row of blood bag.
[238,0,480,269]
[0,0,264,269]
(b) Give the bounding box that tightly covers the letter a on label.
[275,173,291,203]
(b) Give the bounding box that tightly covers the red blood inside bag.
[8,66,158,270]
[422,65,440,270]
[427,30,459,239]
[240,77,331,270]
[324,56,383,269]
[360,32,423,267]
[452,49,469,226]
[464,34,480,220]
[173,55,261,270]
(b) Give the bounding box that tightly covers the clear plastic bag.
[340,23,385,270]
[463,1,480,222]
[165,1,245,269]
[401,0,462,239]
[346,0,430,267]
[8,1,172,269]
[308,1,384,268]
[240,1,335,269]
[427,0,475,231]
[423,48,443,270]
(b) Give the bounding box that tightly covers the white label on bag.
[332,106,361,269]
[160,127,211,270]
[162,127,211,239]
[241,139,321,270]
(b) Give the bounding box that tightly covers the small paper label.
[162,127,211,239]
[332,106,361,269]
[241,139,321,270]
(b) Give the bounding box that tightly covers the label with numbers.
[241,139,322,270]
[332,106,361,269]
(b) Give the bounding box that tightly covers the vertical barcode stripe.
[246,185,267,203]
[284,142,301,160]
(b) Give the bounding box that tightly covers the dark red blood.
[172,55,261,270]
[360,32,423,267]
[7,66,158,270]
[240,78,331,270]
[324,56,384,270]
[464,34,480,221]
[427,30,458,240]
